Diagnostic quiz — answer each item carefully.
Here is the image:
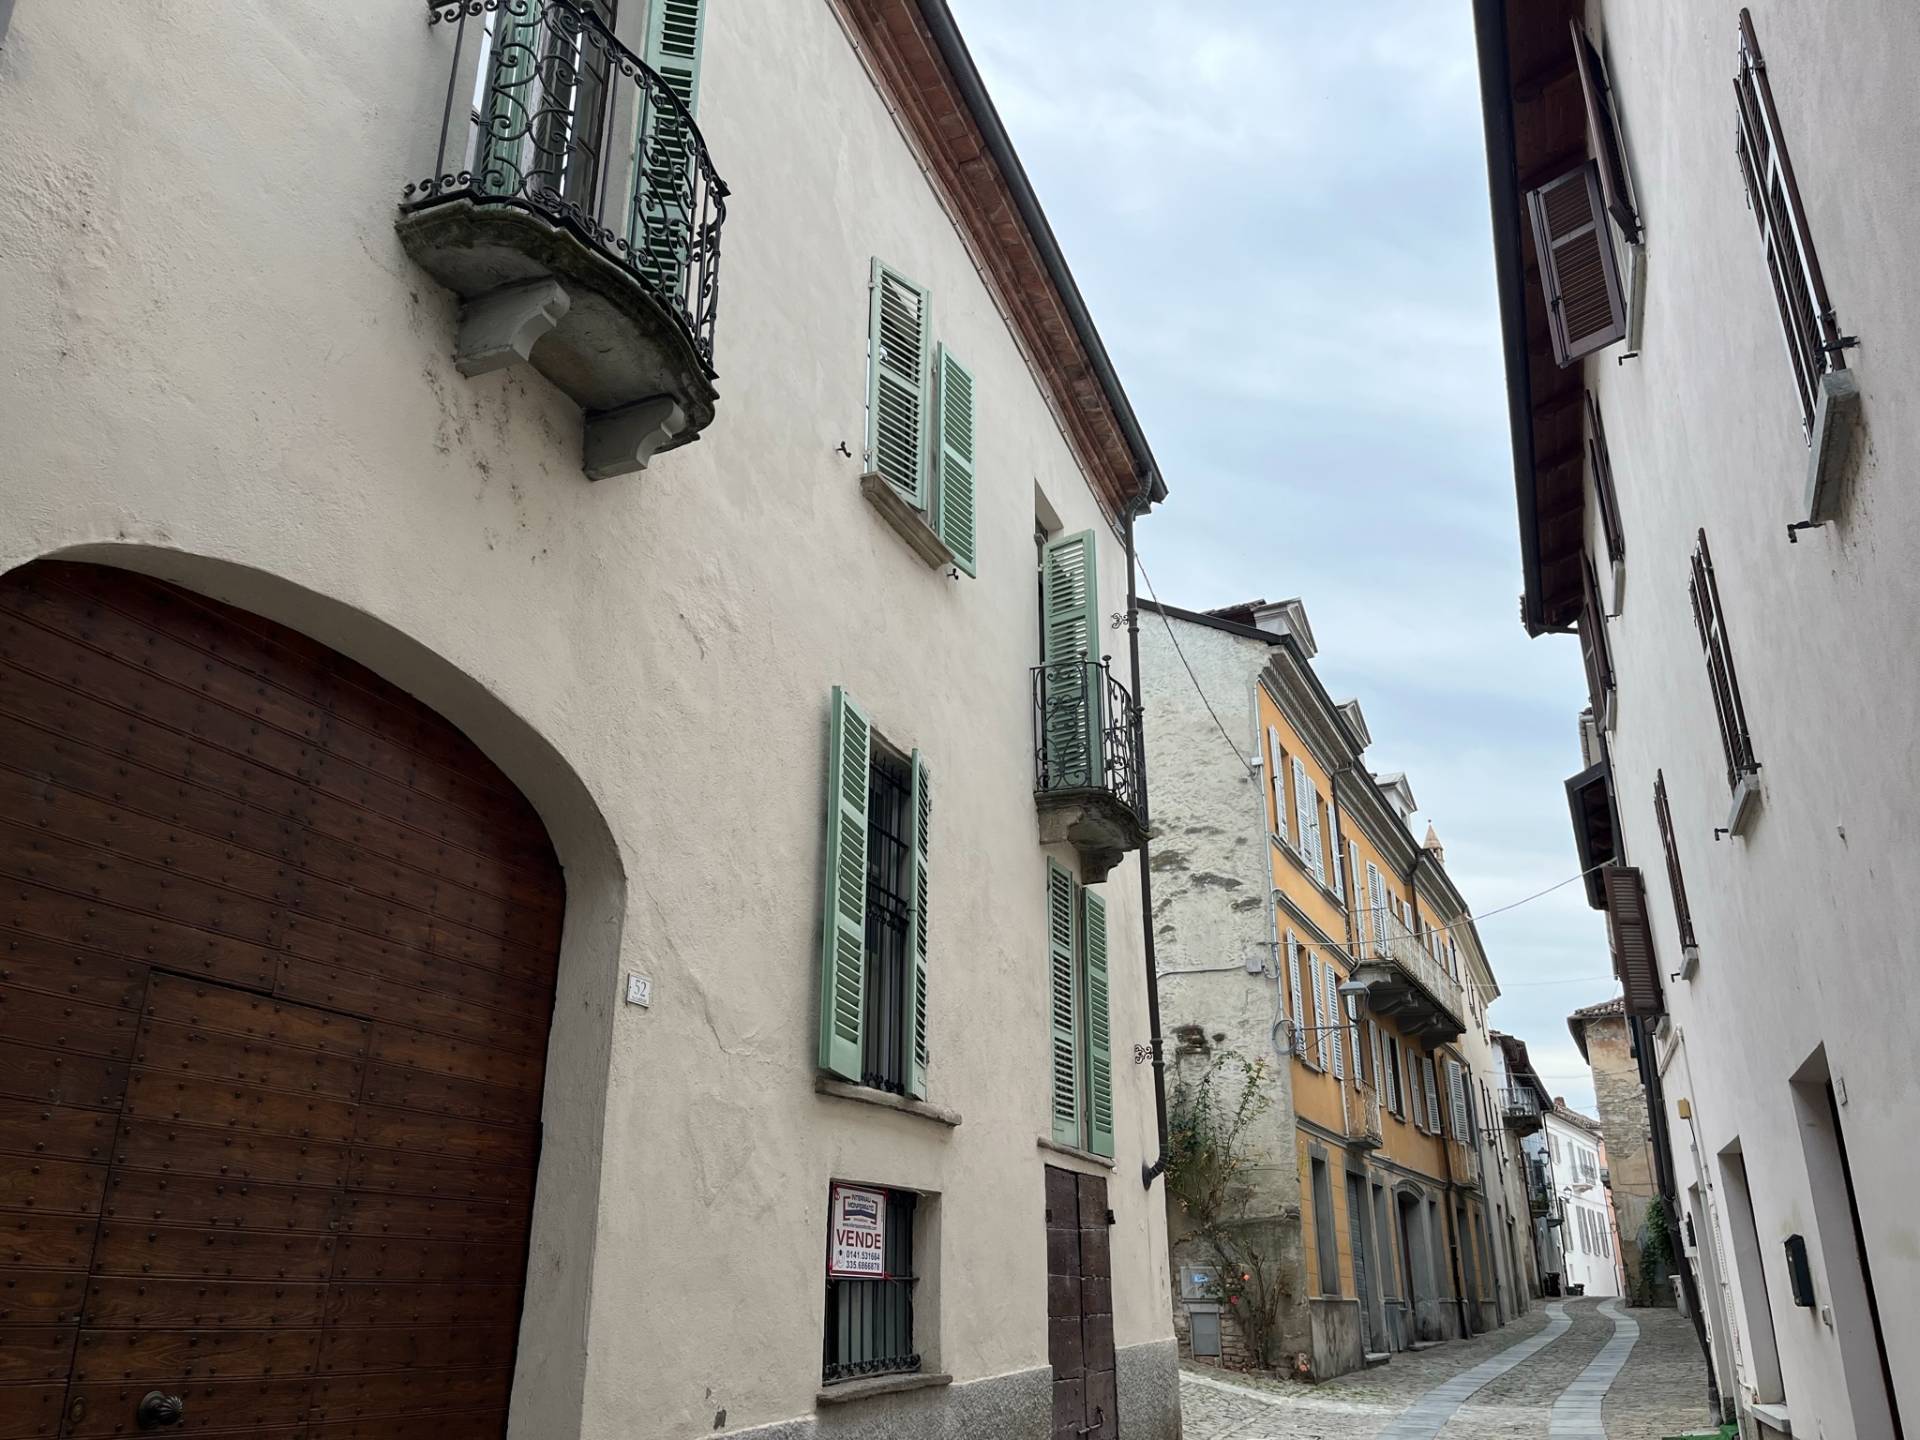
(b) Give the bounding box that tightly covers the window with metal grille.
[1653,771,1699,952]
[862,744,915,1093]
[1687,532,1759,790]
[1734,8,1850,439]
[823,1187,919,1383]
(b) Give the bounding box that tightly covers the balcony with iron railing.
[1501,1086,1544,1136]
[1032,658,1147,882]
[399,0,728,479]
[1348,908,1465,1040]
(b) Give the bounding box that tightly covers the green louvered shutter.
[818,687,870,1081]
[1083,885,1114,1159]
[933,345,977,575]
[905,751,932,1101]
[1047,858,1081,1147]
[633,0,707,289]
[478,7,542,197]
[867,261,932,506]
[1040,530,1101,790]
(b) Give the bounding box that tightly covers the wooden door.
[1044,1166,1116,1440]
[0,561,564,1440]
[1347,1174,1376,1354]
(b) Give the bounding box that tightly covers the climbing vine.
[1638,1195,1675,1305]
[1167,1051,1290,1369]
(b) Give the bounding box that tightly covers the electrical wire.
[1132,546,1612,957]
[1135,550,1260,786]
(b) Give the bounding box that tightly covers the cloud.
[951,0,1612,1110]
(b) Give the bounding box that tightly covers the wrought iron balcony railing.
[1030,658,1147,881]
[1033,658,1145,820]
[1501,1087,1543,1124]
[406,0,727,369]
[1352,907,1465,1037]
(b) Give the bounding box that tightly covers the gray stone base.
[721,1365,1049,1439]
[1116,1338,1181,1439]
[719,1341,1180,1439]
[1309,1297,1365,1380]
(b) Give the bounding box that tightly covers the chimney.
[1423,823,1445,865]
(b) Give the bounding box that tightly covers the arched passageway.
[0,560,565,1438]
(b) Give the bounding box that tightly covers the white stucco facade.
[0,2,1178,1436]
[1482,3,1920,1437]
[1455,954,1534,1324]
[1542,1109,1619,1300]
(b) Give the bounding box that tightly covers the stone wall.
[1144,617,1314,1365]
[1585,1015,1667,1304]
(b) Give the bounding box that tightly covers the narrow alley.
[1181,1300,1706,1440]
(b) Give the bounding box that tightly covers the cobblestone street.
[1180,1300,1712,1440]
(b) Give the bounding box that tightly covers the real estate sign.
[828,1183,888,1278]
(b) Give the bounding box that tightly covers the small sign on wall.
[828,1183,888,1278]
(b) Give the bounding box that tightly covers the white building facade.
[0,2,1181,1437]
[1488,1032,1553,1302]
[1452,943,1534,1326]
[1542,1107,1620,1300]
[1478,3,1916,1438]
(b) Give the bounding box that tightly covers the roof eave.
[1473,0,1552,636]
[916,0,1166,508]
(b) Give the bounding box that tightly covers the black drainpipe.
[1126,478,1169,1190]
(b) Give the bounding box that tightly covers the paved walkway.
[1180,1298,1710,1440]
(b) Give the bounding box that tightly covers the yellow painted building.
[1146,597,1506,1377]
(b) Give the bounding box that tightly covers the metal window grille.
[1734,9,1847,439]
[1687,531,1759,790]
[824,1189,919,1382]
[862,747,914,1094]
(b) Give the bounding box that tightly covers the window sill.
[1805,369,1862,526]
[860,472,955,570]
[1035,1135,1114,1171]
[818,1371,953,1407]
[1608,555,1626,616]
[1726,771,1763,837]
[816,1076,962,1128]
[1749,1402,1793,1437]
[1270,833,1344,911]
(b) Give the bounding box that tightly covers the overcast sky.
[950,0,1616,1113]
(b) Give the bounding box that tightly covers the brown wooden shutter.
[1527,162,1628,367]
[1688,530,1759,789]
[1585,391,1626,564]
[1578,555,1614,717]
[1603,865,1665,1017]
[1734,8,1848,438]
[1571,21,1639,242]
[1653,770,1698,950]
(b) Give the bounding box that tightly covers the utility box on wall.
[1187,1304,1222,1359]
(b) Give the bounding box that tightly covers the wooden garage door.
[0,561,564,1439]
